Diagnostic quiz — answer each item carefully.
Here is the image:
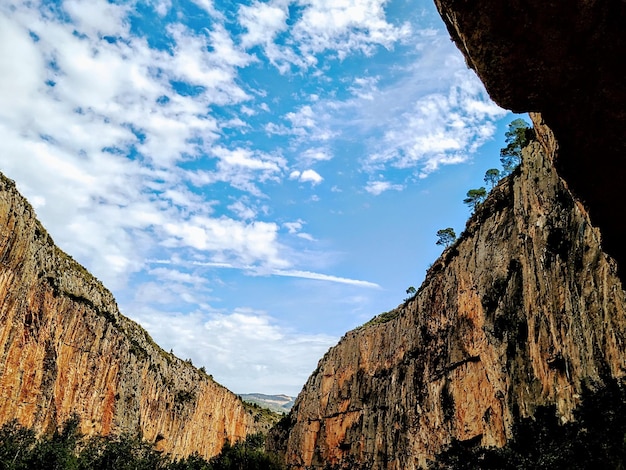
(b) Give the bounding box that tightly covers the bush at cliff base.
[0,418,284,470]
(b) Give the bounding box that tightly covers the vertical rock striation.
[0,173,268,460]
[270,128,626,468]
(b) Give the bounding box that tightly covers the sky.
[0,0,517,396]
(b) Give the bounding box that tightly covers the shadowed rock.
[433,0,626,278]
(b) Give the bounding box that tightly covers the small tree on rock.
[436,228,456,248]
[404,286,417,301]
[484,168,501,190]
[500,118,533,174]
[463,187,487,210]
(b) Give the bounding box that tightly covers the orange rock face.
[0,174,267,459]
[270,128,626,469]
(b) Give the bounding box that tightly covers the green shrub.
[0,418,283,470]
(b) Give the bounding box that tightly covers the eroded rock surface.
[270,130,626,469]
[0,174,269,460]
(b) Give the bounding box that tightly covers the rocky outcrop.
[433,0,626,279]
[270,129,626,468]
[0,173,270,460]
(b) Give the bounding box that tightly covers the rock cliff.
[0,173,270,460]
[432,0,626,279]
[270,126,626,468]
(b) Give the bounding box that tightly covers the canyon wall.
[270,127,626,468]
[0,173,269,460]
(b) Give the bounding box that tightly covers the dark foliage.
[463,187,487,210]
[500,118,534,175]
[18,414,81,470]
[77,434,166,470]
[430,380,626,469]
[0,419,283,470]
[484,168,501,190]
[436,228,456,248]
[206,433,283,470]
[0,419,37,470]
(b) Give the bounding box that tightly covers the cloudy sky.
[0,0,515,395]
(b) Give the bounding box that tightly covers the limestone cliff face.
[0,174,268,460]
[270,131,626,469]
[432,0,626,279]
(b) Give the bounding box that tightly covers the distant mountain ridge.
[241,393,295,414]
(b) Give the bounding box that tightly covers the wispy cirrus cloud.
[365,180,404,195]
[263,29,505,189]
[363,68,505,177]
[272,269,380,288]
[188,147,287,196]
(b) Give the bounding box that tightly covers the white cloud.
[276,32,506,180]
[239,1,289,48]
[239,0,411,69]
[161,187,208,212]
[171,23,252,85]
[190,0,219,17]
[133,280,209,306]
[189,147,286,196]
[284,220,316,241]
[129,307,337,395]
[266,104,339,147]
[365,180,403,195]
[62,0,130,37]
[292,0,411,59]
[284,220,304,234]
[228,199,257,220]
[215,147,282,171]
[148,267,208,286]
[289,169,323,185]
[297,233,316,241]
[163,216,290,269]
[160,256,378,288]
[287,105,316,131]
[272,269,380,288]
[153,0,172,17]
[300,169,323,185]
[349,75,380,100]
[300,147,333,163]
[365,68,505,176]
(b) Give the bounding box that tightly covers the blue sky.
[0,0,516,395]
